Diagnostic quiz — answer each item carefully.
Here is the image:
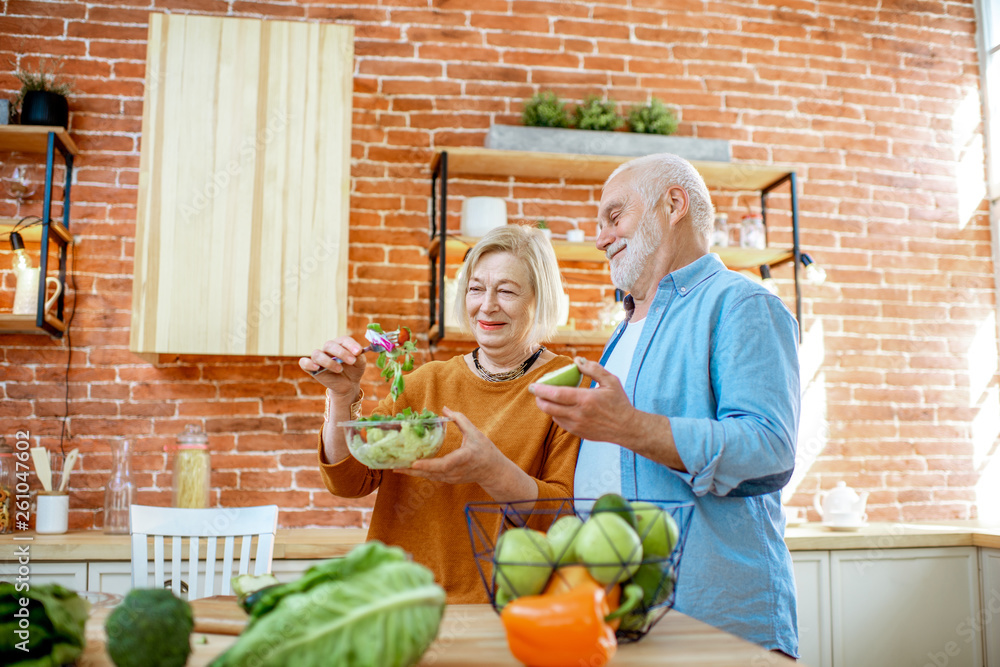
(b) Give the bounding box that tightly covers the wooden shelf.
[0,125,79,155]
[429,147,803,344]
[431,234,793,271]
[429,323,611,346]
[0,218,73,244]
[434,146,793,191]
[0,312,67,334]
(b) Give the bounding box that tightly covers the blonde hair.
[452,224,563,343]
[606,153,715,239]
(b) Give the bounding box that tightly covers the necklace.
[472,346,545,382]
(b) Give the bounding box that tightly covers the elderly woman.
[300,224,580,603]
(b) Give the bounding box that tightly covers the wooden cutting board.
[190,596,249,636]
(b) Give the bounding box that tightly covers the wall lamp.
[800,253,827,285]
[759,265,779,295]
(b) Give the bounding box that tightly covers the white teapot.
[814,481,868,525]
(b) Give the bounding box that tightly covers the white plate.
[822,522,867,532]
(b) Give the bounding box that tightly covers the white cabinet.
[792,551,832,667]
[831,547,982,667]
[83,559,323,595]
[268,559,322,583]
[0,561,87,590]
[982,548,1000,667]
[87,562,133,596]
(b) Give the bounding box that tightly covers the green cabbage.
[210,541,446,667]
[0,583,90,667]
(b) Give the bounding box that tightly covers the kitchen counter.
[6,520,999,560]
[1,527,369,561]
[784,519,1000,550]
[79,603,795,666]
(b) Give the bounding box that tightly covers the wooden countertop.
[0,528,368,561]
[784,520,1000,551]
[6,521,1000,561]
[80,603,795,666]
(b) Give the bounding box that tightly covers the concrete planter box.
[486,125,731,162]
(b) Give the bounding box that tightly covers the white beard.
[608,217,663,291]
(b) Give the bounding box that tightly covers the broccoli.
[105,589,193,667]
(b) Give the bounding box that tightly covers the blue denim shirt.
[577,253,800,656]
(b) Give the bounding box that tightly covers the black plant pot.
[20,91,69,127]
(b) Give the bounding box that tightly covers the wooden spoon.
[57,448,79,493]
[30,447,52,492]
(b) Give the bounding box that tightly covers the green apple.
[547,514,583,565]
[536,363,582,387]
[493,527,554,597]
[591,492,638,531]
[574,512,643,585]
[631,501,679,559]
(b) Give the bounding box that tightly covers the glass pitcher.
[104,439,134,534]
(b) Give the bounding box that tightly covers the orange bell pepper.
[544,565,622,629]
[500,580,617,667]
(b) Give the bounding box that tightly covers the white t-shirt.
[574,317,644,508]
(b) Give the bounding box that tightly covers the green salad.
[348,408,447,468]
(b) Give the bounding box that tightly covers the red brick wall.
[1,0,995,529]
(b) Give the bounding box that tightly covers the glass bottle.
[711,213,729,247]
[0,440,14,534]
[740,214,766,250]
[172,425,210,509]
[104,439,134,534]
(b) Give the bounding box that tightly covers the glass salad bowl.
[338,415,451,469]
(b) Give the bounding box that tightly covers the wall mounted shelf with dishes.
[428,147,802,345]
[0,126,77,337]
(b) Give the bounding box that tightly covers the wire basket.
[465,497,694,643]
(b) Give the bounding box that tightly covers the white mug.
[566,228,586,243]
[13,269,62,316]
[36,493,69,534]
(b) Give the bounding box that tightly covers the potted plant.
[521,90,571,128]
[487,93,730,162]
[13,61,72,127]
[627,98,679,136]
[535,219,552,241]
[573,96,624,132]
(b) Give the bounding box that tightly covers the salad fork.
[310,329,399,377]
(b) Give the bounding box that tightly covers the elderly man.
[530,153,800,658]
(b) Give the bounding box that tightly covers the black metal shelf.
[428,147,801,343]
[0,126,76,337]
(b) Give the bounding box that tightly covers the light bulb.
[13,248,32,271]
[9,231,33,271]
[801,254,827,285]
[759,265,779,295]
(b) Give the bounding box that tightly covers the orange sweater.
[318,354,580,603]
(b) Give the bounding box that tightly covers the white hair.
[452,224,563,343]
[605,153,715,239]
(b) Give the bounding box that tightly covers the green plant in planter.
[573,96,624,132]
[522,91,571,128]
[627,98,678,135]
[535,219,548,230]
[12,60,73,126]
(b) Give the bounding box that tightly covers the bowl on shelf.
[338,416,451,469]
[464,497,694,643]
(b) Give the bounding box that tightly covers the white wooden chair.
[129,504,279,601]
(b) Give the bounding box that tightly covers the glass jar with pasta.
[0,440,14,534]
[172,425,211,509]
